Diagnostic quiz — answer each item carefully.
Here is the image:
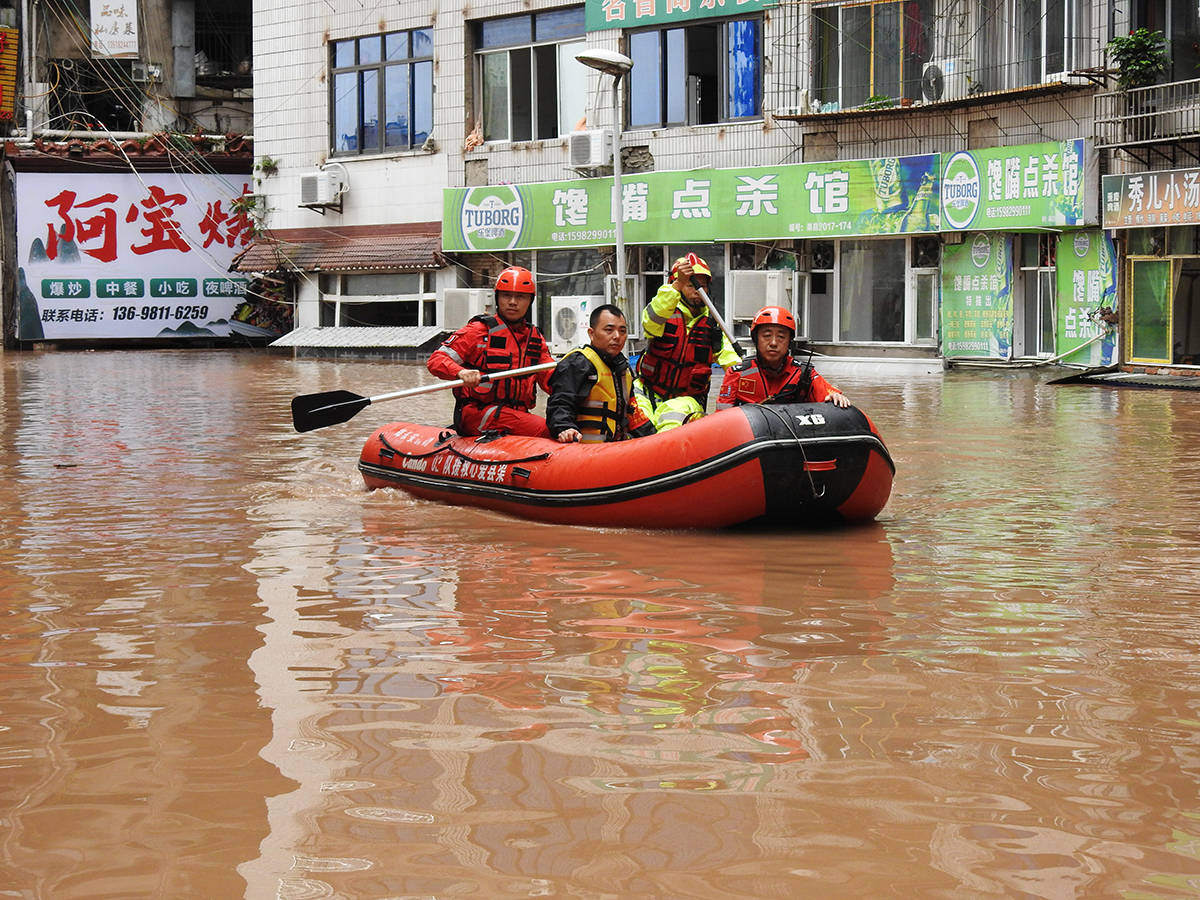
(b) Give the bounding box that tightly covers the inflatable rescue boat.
[358,402,894,529]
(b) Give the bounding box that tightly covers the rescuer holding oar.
[632,254,742,431]
[427,266,555,437]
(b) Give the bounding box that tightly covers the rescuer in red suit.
[716,306,850,410]
[427,265,555,437]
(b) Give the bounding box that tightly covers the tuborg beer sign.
[444,140,1095,252]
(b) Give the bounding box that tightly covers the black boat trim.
[359,433,891,509]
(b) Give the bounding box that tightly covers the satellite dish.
[921,63,944,102]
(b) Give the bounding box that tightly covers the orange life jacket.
[635,310,722,400]
[725,357,814,405]
[458,315,546,409]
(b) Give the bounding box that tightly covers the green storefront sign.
[940,233,1013,359]
[585,0,775,31]
[940,139,1089,232]
[1055,229,1117,366]
[445,140,1093,252]
[444,156,941,252]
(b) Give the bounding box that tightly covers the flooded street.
[3,348,1200,898]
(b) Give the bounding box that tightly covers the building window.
[475,8,587,142]
[319,272,436,327]
[331,29,433,155]
[814,1,932,109]
[976,0,1091,92]
[628,16,761,128]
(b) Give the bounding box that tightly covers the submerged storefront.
[442,138,1106,364]
[1103,167,1200,370]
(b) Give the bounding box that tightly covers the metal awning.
[232,228,442,274]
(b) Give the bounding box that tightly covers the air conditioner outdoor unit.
[548,295,603,354]
[604,274,643,338]
[299,170,343,207]
[921,58,972,102]
[440,288,492,328]
[728,270,794,322]
[567,129,611,168]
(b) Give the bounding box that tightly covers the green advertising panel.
[585,0,775,31]
[1055,230,1118,366]
[443,156,941,252]
[941,139,1088,232]
[940,233,1013,359]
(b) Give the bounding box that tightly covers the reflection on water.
[4,353,1200,897]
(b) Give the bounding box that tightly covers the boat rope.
[378,431,550,465]
[756,404,825,500]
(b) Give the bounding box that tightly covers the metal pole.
[612,75,626,308]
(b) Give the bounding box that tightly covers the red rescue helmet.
[669,254,712,281]
[751,305,797,337]
[494,265,536,294]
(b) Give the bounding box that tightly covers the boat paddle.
[686,251,745,356]
[291,361,557,433]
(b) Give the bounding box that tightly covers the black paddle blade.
[291,390,370,432]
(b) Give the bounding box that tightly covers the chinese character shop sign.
[0,27,17,120]
[91,0,138,58]
[444,155,942,252]
[16,172,256,340]
[1102,168,1200,228]
[585,0,775,30]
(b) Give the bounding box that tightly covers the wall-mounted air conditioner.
[604,274,643,338]
[567,130,611,168]
[440,288,492,328]
[548,295,603,354]
[727,270,794,322]
[921,58,973,102]
[299,170,345,208]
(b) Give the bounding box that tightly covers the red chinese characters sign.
[16,171,263,341]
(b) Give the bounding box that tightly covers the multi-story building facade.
[246,0,1200,376]
[2,0,261,347]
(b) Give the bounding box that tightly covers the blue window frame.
[627,16,761,129]
[331,28,433,155]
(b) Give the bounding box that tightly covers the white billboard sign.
[91,0,139,58]
[16,171,258,340]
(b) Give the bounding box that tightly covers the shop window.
[331,29,433,154]
[813,0,933,109]
[840,239,905,341]
[628,16,761,128]
[321,272,435,327]
[1128,227,1165,257]
[475,8,586,142]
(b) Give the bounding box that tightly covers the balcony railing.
[1095,78,1200,149]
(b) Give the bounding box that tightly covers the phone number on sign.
[111,305,211,321]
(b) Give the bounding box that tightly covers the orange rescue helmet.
[669,254,712,282]
[495,265,536,294]
[751,305,797,337]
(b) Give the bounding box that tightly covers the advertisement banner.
[940,233,1013,359]
[15,171,271,341]
[585,0,776,31]
[1055,229,1118,366]
[443,154,940,252]
[0,27,17,121]
[91,0,138,57]
[940,139,1090,232]
[1102,168,1200,228]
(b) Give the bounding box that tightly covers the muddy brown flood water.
[2,348,1200,898]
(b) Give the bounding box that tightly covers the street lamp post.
[575,48,634,313]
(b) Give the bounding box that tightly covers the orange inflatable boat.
[358,402,893,530]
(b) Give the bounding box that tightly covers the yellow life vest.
[568,345,631,443]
